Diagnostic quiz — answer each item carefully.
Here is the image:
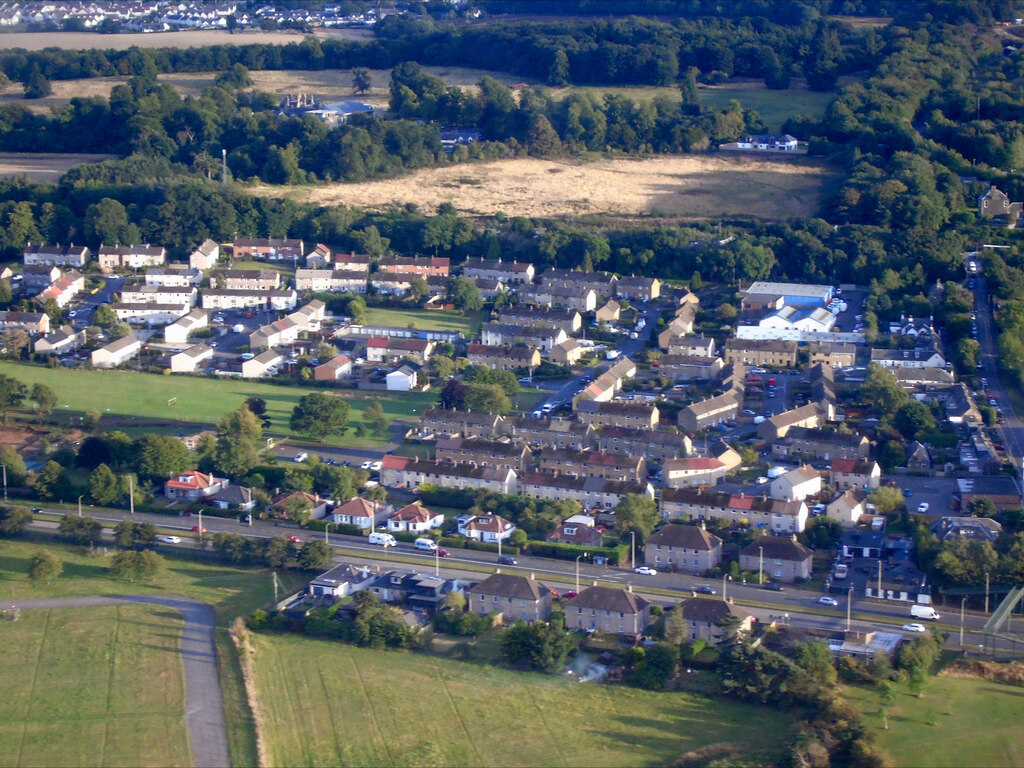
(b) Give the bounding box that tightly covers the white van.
[910,604,940,621]
[415,538,438,551]
[368,532,397,547]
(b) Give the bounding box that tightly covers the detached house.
[770,465,822,502]
[189,239,219,271]
[313,355,353,381]
[458,513,516,542]
[468,573,553,623]
[739,536,813,583]
[644,523,722,573]
[827,489,869,527]
[164,470,228,501]
[387,503,444,533]
[330,498,393,530]
[564,586,651,635]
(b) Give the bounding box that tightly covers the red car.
[289,536,302,544]
[562,591,578,600]
[549,588,559,597]
[437,549,451,557]
[191,525,206,533]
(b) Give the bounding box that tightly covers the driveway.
[15,594,229,768]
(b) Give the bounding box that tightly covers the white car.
[157,535,182,544]
[360,461,373,470]
[917,502,929,513]
[213,316,225,323]
[68,310,77,317]
[817,596,839,607]
[633,566,657,576]
[369,460,382,471]
[901,623,927,633]
[755,476,769,485]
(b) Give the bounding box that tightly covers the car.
[763,582,784,591]
[240,352,255,360]
[561,591,578,600]
[633,566,657,575]
[742,409,756,416]
[811,503,826,515]
[245,312,254,318]
[902,488,912,497]
[518,377,531,384]
[288,536,302,544]
[989,398,998,407]
[209,341,218,347]
[818,596,839,606]
[437,549,450,558]
[213,316,225,323]
[31,506,43,513]
[157,535,182,544]
[994,443,1005,451]
[696,585,716,595]
[629,332,639,339]
[497,554,518,566]
[917,502,929,513]
[67,310,78,318]
[325,458,336,465]
[549,588,559,597]
[971,312,977,320]
[191,525,207,533]
[360,461,373,470]
[902,623,927,633]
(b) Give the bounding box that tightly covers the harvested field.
[259,155,835,221]
[0,28,370,51]
[0,152,117,182]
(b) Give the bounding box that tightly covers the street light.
[985,571,990,614]
[960,597,967,647]
[576,554,586,595]
[77,495,84,517]
[758,545,764,585]
[846,585,854,632]
[324,521,335,546]
[723,573,732,601]
[630,531,636,571]
[1,464,6,501]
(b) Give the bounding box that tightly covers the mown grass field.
[0,539,308,768]
[0,603,191,768]
[0,152,118,182]
[0,361,436,447]
[844,677,1024,767]
[362,306,486,335]
[250,632,793,768]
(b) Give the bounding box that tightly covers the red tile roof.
[831,458,858,474]
[381,455,410,470]
[165,471,219,491]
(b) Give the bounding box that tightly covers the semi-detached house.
[97,244,165,272]
[564,586,651,635]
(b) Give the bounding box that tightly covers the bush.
[464,540,520,555]
[417,484,477,509]
[524,540,626,565]
[306,519,364,537]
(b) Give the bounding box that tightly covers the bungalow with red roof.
[314,355,353,381]
[663,457,728,488]
[269,491,331,520]
[386,503,445,533]
[330,497,393,530]
[164,470,228,501]
[546,515,604,547]
[458,513,516,543]
[830,458,881,491]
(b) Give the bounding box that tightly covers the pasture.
[0,361,436,447]
[250,632,792,768]
[0,603,190,768]
[844,677,1024,767]
[262,154,836,221]
[0,28,370,52]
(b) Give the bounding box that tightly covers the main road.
[974,276,1024,468]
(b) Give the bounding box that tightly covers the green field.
[0,539,308,768]
[0,604,191,768]
[362,306,485,336]
[0,361,436,447]
[553,79,841,133]
[251,633,792,768]
[845,677,1024,767]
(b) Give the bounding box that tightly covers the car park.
[817,596,839,606]
[633,566,657,575]
[901,623,927,633]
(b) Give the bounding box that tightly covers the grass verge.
[249,632,792,767]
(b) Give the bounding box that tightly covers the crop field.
[250,632,792,768]
[844,677,1024,767]
[0,361,435,447]
[0,28,370,52]
[0,603,190,768]
[0,152,117,182]
[263,154,835,221]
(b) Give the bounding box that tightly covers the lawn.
[0,538,308,768]
[844,676,1024,767]
[250,633,793,768]
[0,604,191,768]
[0,361,437,447]
[362,306,484,336]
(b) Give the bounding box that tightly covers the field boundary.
[14,595,230,768]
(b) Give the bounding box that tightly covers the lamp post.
[758,545,764,585]
[435,543,441,578]
[985,571,990,614]
[77,495,84,517]
[877,560,882,598]
[1,464,6,501]
[847,585,854,632]
[630,531,636,571]
[960,597,967,647]
[128,475,134,516]
[723,573,731,601]
[197,508,203,542]
[576,554,585,595]
[324,521,335,546]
